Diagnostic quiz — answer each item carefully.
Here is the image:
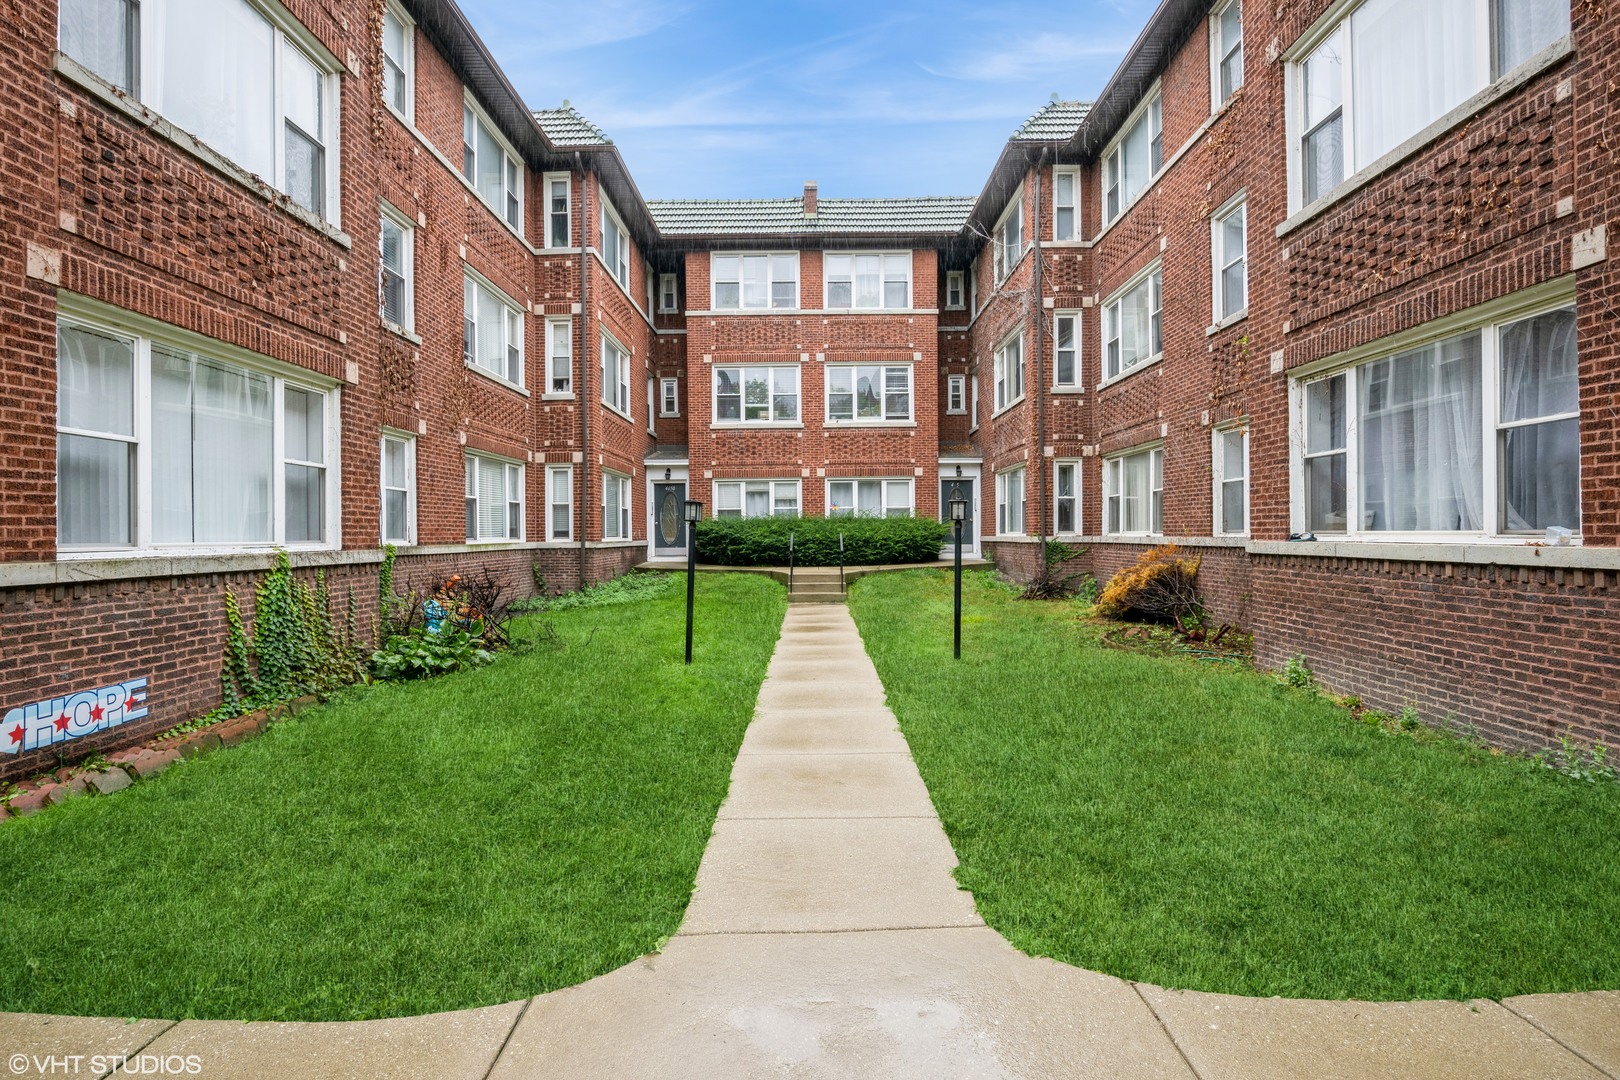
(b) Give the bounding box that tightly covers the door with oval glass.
[652,482,687,557]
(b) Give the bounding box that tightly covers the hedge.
[694,515,952,567]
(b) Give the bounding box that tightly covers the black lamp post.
[683,499,702,664]
[949,496,967,659]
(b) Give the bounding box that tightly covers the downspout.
[576,153,591,587]
[1032,149,1049,546]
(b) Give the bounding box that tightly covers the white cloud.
[922,31,1131,82]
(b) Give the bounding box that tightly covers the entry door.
[940,478,976,555]
[652,482,687,557]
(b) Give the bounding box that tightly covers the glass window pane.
[284,387,324,464]
[477,286,505,375]
[285,463,324,542]
[745,484,770,518]
[476,460,505,539]
[284,125,324,215]
[1306,376,1346,453]
[281,41,323,141]
[829,481,853,516]
[162,0,275,182]
[1304,29,1344,130]
[1351,0,1478,168]
[857,481,880,516]
[1502,417,1580,532]
[1500,308,1579,421]
[1494,0,1569,77]
[58,324,134,435]
[60,0,130,89]
[58,434,132,546]
[1222,479,1246,533]
[742,256,768,308]
[383,438,405,487]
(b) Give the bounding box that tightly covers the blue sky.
[457,0,1160,200]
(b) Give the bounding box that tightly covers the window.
[380,433,415,544]
[994,333,1024,411]
[543,173,571,248]
[379,208,413,331]
[547,465,573,541]
[946,271,965,310]
[1212,0,1244,107]
[828,479,914,518]
[1104,446,1164,536]
[659,274,679,313]
[545,318,571,396]
[60,0,342,222]
[715,480,800,519]
[827,365,912,423]
[1213,196,1247,322]
[660,377,680,417]
[600,332,631,417]
[1054,312,1081,389]
[1103,266,1163,382]
[603,471,632,539]
[946,374,967,414]
[1053,168,1080,241]
[463,101,522,230]
[995,467,1025,536]
[646,263,656,317]
[646,376,656,434]
[1214,426,1248,535]
[825,254,911,309]
[712,254,798,310]
[970,374,979,431]
[463,272,523,386]
[56,314,336,552]
[1055,461,1081,534]
[969,264,979,318]
[1292,0,1568,209]
[714,366,799,424]
[1295,303,1580,538]
[1103,91,1163,224]
[601,198,631,291]
[464,454,522,542]
[993,196,1024,284]
[381,2,413,120]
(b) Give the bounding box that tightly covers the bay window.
[1103,91,1162,224]
[603,472,632,540]
[56,313,337,553]
[714,366,799,424]
[463,272,524,387]
[463,101,522,230]
[464,454,522,542]
[1103,266,1163,382]
[828,479,914,518]
[827,365,912,422]
[1104,446,1164,536]
[1294,302,1579,538]
[825,254,911,309]
[715,480,800,519]
[1053,168,1080,241]
[601,332,632,416]
[380,433,415,545]
[994,332,1024,411]
[996,467,1025,536]
[1054,312,1081,389]
[1214,426,1248,535]
[1055,461,1081,534]
[1292,0,1569,210]
[712,254,798,310]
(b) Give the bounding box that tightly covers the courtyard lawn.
[0,573,785,1022]
[849,570,1620,1002]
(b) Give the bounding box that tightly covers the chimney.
[803,181,818,216]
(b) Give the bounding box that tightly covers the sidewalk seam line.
[673,923,986,938]
[1498,1000,1620,1080]
[1130,982,1209,1080]
[479,996,533,1080]
[98,1019,178,1080]
[716,814,940,821]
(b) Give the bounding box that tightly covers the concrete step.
[789,593,846,605]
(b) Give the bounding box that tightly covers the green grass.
[849,570,1620,1001]
[0,573,785,1022]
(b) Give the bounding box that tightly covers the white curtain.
[1500,309,1580,531]
[154,0,275,183]
[744,483,770,519]
[1494,0,1570,75]
[57,325,134,546]
[1352,0,1478,168]
[151,349,272,544]
[60,0,129,88]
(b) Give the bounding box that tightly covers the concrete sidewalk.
[2,604,1617,1078]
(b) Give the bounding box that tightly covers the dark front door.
[940,477,976,554]
[653,482,687,557]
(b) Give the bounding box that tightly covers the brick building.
[2,0,1615,782]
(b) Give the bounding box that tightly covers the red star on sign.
[90,703,104,723]
[7,724,22,746]
[125,696,140,713]
[54,714,70,732]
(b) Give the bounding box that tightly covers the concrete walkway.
[3,604,1618,1078]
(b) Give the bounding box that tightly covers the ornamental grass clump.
[1095,544,1204,631]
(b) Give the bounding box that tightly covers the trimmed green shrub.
[695,515,951,567]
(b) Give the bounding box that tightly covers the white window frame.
[541,317,572,398]
[969,264,980,319]
[1103,445,1165,537]
[1211,193,1248,325]
[946,373,967,415]
[646,375,656,434]
[1054,459,1082,536]
[1213,423,1249,537]
[1102,262,1163,385]
[1211,0,1244,110]
[380,431,416,545]
[969,373,980,432]
[823,252,913,310]
[945,271,965,311]
[542,171,571,249]
[463,268,524,389]
[1053,311,1082,390]
[995,466,1026,536]
[54,304,341,557]
[658,273,679,313]
[1288,293,1581,542]
[600,329,632,419]
[825,364,913,424]
[462,94,523,231]
[1052,167,1081,242]
[546,464,573,541]
[712,364,801,426]
[600,195,631,293]
[826,478,915,518]
[709,253,799,311]
[603,470,632,540]
[714,479,801,519]
[464,452,523,543]
[993,330,1025,413]
[381,0,415,123]
[646,261,656,319]
[992,189,1025,285]
[660,377,680,417]
[1101,87,1163,226]
[379,203,414,334]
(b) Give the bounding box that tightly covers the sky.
[455,0,1161,201]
